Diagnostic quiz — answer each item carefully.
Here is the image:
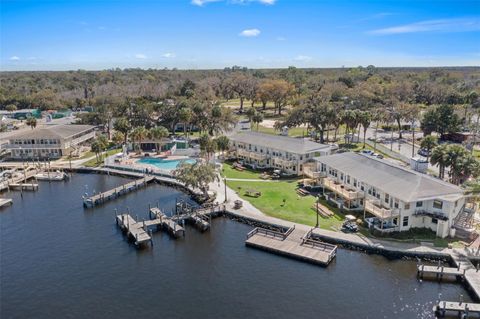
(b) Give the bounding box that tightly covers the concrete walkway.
[210,174,479,259]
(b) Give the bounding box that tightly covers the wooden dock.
[83,176,154,208]
[149,207,185,238]
[0,168,38,192]
[0,198,13,207]
[246,226,337,266]
[9,183,39,191]
[435,301,480,317]
[116,213,153,246]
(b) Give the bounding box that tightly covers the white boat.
[35,171,67,181]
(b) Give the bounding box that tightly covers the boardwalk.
[83,176,154,208]
[0,198,13,207]
[246,226,337,266]
[116,213,153,246]
[149,207,185,238]
[435,301,480,317]
[0,168,38,192]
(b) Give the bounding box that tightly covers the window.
[433,200,443,210]
[353,179,357,187]
[404,203,410,210]
[402,216,409,227]
[416,201,423,207]
[431,217,438,224]
[394,199,399,209]
[385,193,390,204]
[360,183,364,191]
[346,175,350,184]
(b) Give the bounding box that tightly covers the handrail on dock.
[246,225,295,240]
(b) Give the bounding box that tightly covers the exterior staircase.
[453,204,479,241]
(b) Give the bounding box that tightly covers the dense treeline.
[1,66,479,112]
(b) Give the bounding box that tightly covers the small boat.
[35,171,67,181]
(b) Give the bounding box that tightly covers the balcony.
[303,163,326,179]
[236,149,267,161]
[413,209,448,221]
[365,199,400,219]
[323,177,363,201]
[273,158,295,167]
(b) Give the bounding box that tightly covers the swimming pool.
[136,157,196,171]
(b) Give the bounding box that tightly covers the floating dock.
[0,198,13,207]
[418,252,480,317]
[83,176,154,208]
[435,301,480,318]
[246,227,337,266]
[116,213,153,246]
[9,183,39,191]
[149,207,185,238]
[0,168,38,192]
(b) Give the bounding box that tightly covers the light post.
[224,176,227,203]
[315,195,320,228]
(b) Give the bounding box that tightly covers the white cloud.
[191,0,220,6]
[294,55,312,61]
[27,57,37,60]
[9,56,20,61]
[369,18,480,35]
[257,0,275,4]
[239,28,261,37]
[162,53,176,58]
[276,36,286,41]
[135,53,147,59]
[192,0,275,6]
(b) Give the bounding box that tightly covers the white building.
[230,131,332,175]
[6,125,95,160]
[313,152,470,238]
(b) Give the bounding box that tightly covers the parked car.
[361,149,374,155]
[417,148,431,157]
[342,221,359,233]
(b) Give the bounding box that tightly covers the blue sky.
[1,0,479,70]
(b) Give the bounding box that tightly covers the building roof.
[230,131,330,154]
[316,152,464,202]
[9,124,95,140]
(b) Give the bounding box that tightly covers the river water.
[0,174,472,319]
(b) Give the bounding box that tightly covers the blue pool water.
[137,157,196,171]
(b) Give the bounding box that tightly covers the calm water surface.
[0,174,472,319]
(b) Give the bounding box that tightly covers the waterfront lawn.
[83,148,122,167]
[227,179,345,230]
[221,162,265,180]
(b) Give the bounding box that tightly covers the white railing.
[365,199,400,219]
[323,177,363,200]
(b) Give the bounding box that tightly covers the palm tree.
[149,126,169,154]
[131,126,147,154]
[430,144,449,179]
[420,135,438,162]
[359,111,372,148]
[199,134,216,162]
[178,107,193,140]
[215,135,230,157]
[26,116,37,129]
[252,112,264,131]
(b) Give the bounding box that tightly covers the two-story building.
[6,124,96,160]
[229,131,332,176]
[313,152,469,238]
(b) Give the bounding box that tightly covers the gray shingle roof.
[316,152,464,202]
[230,131,330,154]
[9,125,95,140]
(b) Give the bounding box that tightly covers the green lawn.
[227,179,345,230]
[83,148,122,167]
[255,125,309,137]
[221,162,264,179]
